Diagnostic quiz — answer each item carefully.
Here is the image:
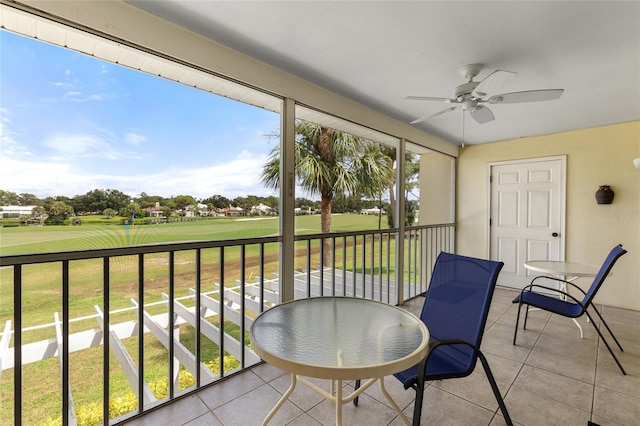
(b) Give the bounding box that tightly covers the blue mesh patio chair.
[364,252,512,426]
[512,244,627,375]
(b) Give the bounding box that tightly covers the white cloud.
[0,154,84,197]
[113,152,273,199]
[64,91,82,98]
[0,150,274,199]
[237,149,253,159]
[85,93,116,102]
[59,91,121,103]
[125,132,146,145]
[40,134,144,161]
[0,110,34,157]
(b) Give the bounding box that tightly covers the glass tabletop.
[250,297,429,379]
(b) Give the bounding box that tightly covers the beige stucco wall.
[457,121,640,311]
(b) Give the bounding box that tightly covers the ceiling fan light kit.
[407,63,564,125]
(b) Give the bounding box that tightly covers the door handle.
[552,232,559,237]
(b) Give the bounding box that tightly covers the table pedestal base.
[262,374,411,426]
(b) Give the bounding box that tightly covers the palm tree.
[381,146,397,228]
[261,121,392,266]
[382,149,420,228]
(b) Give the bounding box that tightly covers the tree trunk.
[378,194,383,230]
[388,182,396,228]
[320,194,332,267]
[383,147,397,229]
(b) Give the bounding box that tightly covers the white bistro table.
[524,260,601,338]
[250,296,429,426]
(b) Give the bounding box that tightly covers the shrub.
[44,215,68,226]
[40,357,240,426]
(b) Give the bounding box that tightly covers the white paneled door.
[489,157,566,290]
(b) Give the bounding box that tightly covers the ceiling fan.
[407,64,564,125]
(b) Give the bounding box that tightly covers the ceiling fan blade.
[410,106,458,124]
[473,70,517,98]
[488,89,564,104]
[405,95,453,102]
[430,106,459,118]
[470,105,494,124]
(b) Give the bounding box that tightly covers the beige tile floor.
[124,287,639,426]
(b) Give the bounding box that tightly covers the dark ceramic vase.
[595,185,614,204]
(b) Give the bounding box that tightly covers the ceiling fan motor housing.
[454,81,480,101]
[460,63,483,80]
[462,99,479,111]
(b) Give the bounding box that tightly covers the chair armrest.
[520,281,585,306]
[428,338,479,353]
[412,338,482,390]
[530,276,588,296]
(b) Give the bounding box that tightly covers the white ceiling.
[126,1,639,146]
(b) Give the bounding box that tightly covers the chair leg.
[353,379,361,406]
[523,302,530,330]
[477,351,513,426]
[585,311,626,375]
[589,304,624,351]
[513,301,524,345]
[412,357,428,426]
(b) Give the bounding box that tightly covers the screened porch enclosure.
[0,4,463,425]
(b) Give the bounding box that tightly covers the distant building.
[251,203,276,215]
[197,203,214,216]
[144,202,164,218]
[360,207,385,215]
[0,205,37,217]
[220,206,246,216]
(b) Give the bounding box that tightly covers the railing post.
[13,265,22,426]
[104,257,111,421]
[168,252,176,398]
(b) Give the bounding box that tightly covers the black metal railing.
[0,223,453,425]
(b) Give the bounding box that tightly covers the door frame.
[486,155,567,265]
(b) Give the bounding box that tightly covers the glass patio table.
[250,296,429,426]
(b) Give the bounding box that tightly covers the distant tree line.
[0,189,389,219]
[0,189,281,221]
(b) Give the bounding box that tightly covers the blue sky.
[0,30,281,200]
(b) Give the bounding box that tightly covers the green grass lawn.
[0,214,388,325]
[0,213,383,255]
[0,213,394,425]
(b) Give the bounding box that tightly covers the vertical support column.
[396,139,406,305]
[451,157,457,253]
[280,98,296,303]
